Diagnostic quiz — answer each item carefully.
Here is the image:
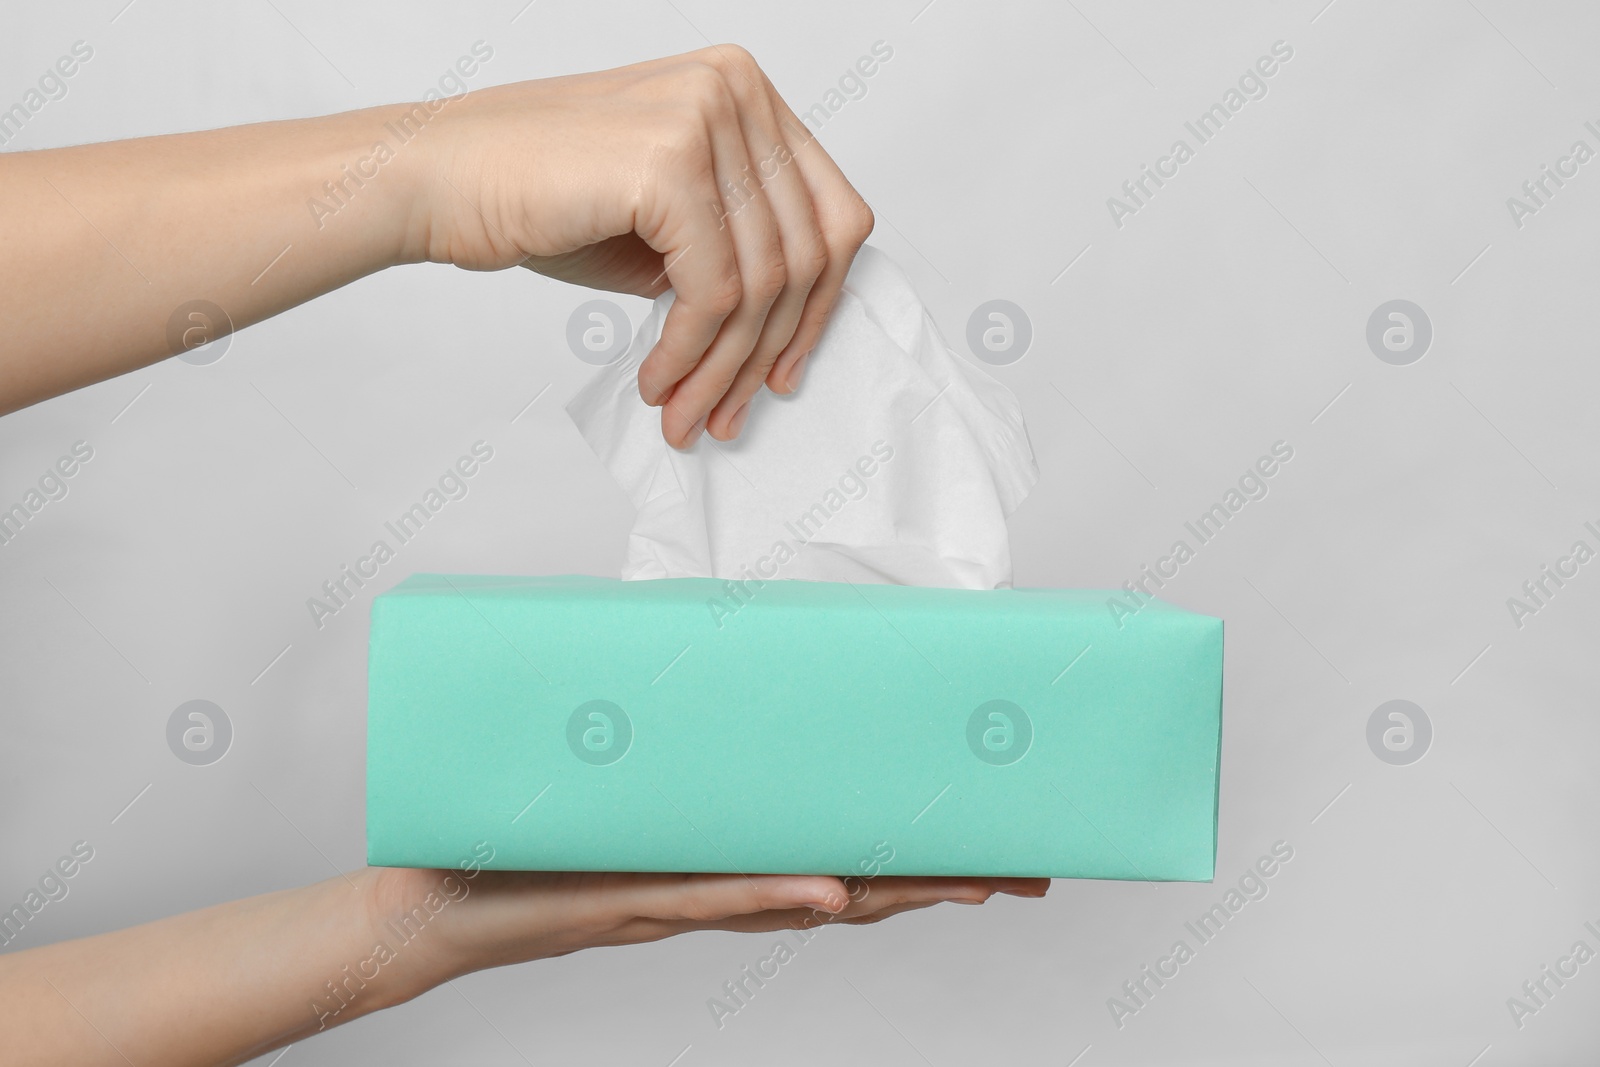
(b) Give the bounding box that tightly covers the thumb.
[620,873,850,924]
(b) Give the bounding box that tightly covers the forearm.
[0,104,428,414]
[0,869,443,1067]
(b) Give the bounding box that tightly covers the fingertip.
[656,386,703,450]
[637,369,667,408]
[727,400,752,438]
[671,415,707,450]
[792,876,849,914]
[768,348,810,395]
[783,350,812,392]
[706,398,751,441]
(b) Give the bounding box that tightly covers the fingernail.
[994,879,1042,892]
[727,401,751,438]
[784,350,812,392]
[641,377,666,407]
[950,897,987,905]
[805,895,844,913]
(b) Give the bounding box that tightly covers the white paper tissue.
[565,244,1037,589]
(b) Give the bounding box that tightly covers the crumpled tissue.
[565,244,1037,589]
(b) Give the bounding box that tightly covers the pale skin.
[0,46,1049,1066]
[3,44,869,443]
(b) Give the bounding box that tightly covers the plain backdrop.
[4,1,1599,1063]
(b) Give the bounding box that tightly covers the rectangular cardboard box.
[367,574,1223,880]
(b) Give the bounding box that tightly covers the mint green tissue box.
[366,574,1223,880]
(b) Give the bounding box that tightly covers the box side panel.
[367,579,1224,880]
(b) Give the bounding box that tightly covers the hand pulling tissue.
[564,244,1039,589]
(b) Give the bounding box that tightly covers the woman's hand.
[0,865,1047,1066]
[406,45,875,447]
[0,46,868,447]
[338,861,1052,1044]
[368,866,1049,998]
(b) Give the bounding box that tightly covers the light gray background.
[3,0,1597,1063]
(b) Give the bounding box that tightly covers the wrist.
[297,105,436,272]
[368,100,444,267]
[361,93,476,268]
[355,866,474,1004]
